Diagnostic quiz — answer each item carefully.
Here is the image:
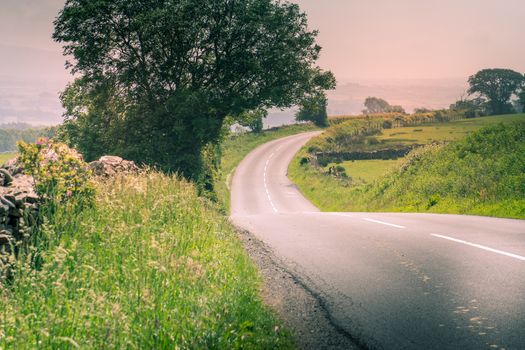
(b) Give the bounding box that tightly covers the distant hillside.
[0,126,56,152]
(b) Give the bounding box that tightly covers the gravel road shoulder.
[236,227,360,350]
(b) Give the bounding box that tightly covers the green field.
[378,113,525,145]
[323,114,525,184]
[0,152,16,165]
[337,159,405,184]
[1,172,293,349]
[216,123,320,211]
[291,114,525,218]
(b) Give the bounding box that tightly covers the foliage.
[468,68,524,115]
[449,96,487,118]
[314,110,465,153]
[17,139,95,209]
[0,172,293,349]
[53,0,335,185]
[517,88,525,113]
[290,114,525,219]
[328,110,464,127]
[0,127,55,152]
[363,97,405,114]
[413,108,433,113]
[295,92,329,127]
[236,109,268,133]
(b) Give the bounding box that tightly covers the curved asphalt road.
[230,132,525,350]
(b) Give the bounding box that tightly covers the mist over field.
[0,47,466,127]
[266,78,467,128]
[1,70,467,127]
[0,45,67,125]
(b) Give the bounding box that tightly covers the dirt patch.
[236,227,360,350]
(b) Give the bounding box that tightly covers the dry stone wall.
[0,161,38,252]
[0,155,139,253]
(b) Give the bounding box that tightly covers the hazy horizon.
[1,0,523,125]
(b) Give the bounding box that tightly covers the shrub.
[17,138,95,210]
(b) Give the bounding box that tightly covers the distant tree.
[363,97,389,114]
[414,108,432,113]
[450,97,484,110]
[237,109,267,133]
[389,105,406,114]
[449,96,487,118]
[53,0,335,183]
[467,68,523,115]
[295,92,328,127]
[363,97,405,114]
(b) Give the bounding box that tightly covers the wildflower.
[35,137,48,146]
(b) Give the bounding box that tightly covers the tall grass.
[1,172,292,349]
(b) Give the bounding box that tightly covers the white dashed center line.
[363,218,405,229]
[431,234,525,261]
[263,145,282,213]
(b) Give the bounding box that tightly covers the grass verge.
[1,172,293,349]
[0,153,16,165]
[290,115,525,219]
[216,123,320,211]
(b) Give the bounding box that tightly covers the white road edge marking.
[363,218,405,229]
[431,234,525,261]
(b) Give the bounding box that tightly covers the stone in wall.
[88,156,139,177]
[0,160,39,253]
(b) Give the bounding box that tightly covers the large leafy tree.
[467,68,523,115]
[53,0,335,181]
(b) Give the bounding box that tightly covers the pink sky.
[295,0,525,81]
[0,0,523,124]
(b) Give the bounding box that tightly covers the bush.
[17,138,95,210]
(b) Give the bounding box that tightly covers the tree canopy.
[295,92,328,127]
[363,97,405,114]
[467,68,524,115]
[518,81,525,113]
[53,0,335,183]
[236,109,267,133]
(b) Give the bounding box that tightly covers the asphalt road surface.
[230,132,525,350]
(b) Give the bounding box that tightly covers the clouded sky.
[0,0,523,124]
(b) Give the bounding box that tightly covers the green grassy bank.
[290,114,525,219]
[323,114,525,184]
[1,173,293,349]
